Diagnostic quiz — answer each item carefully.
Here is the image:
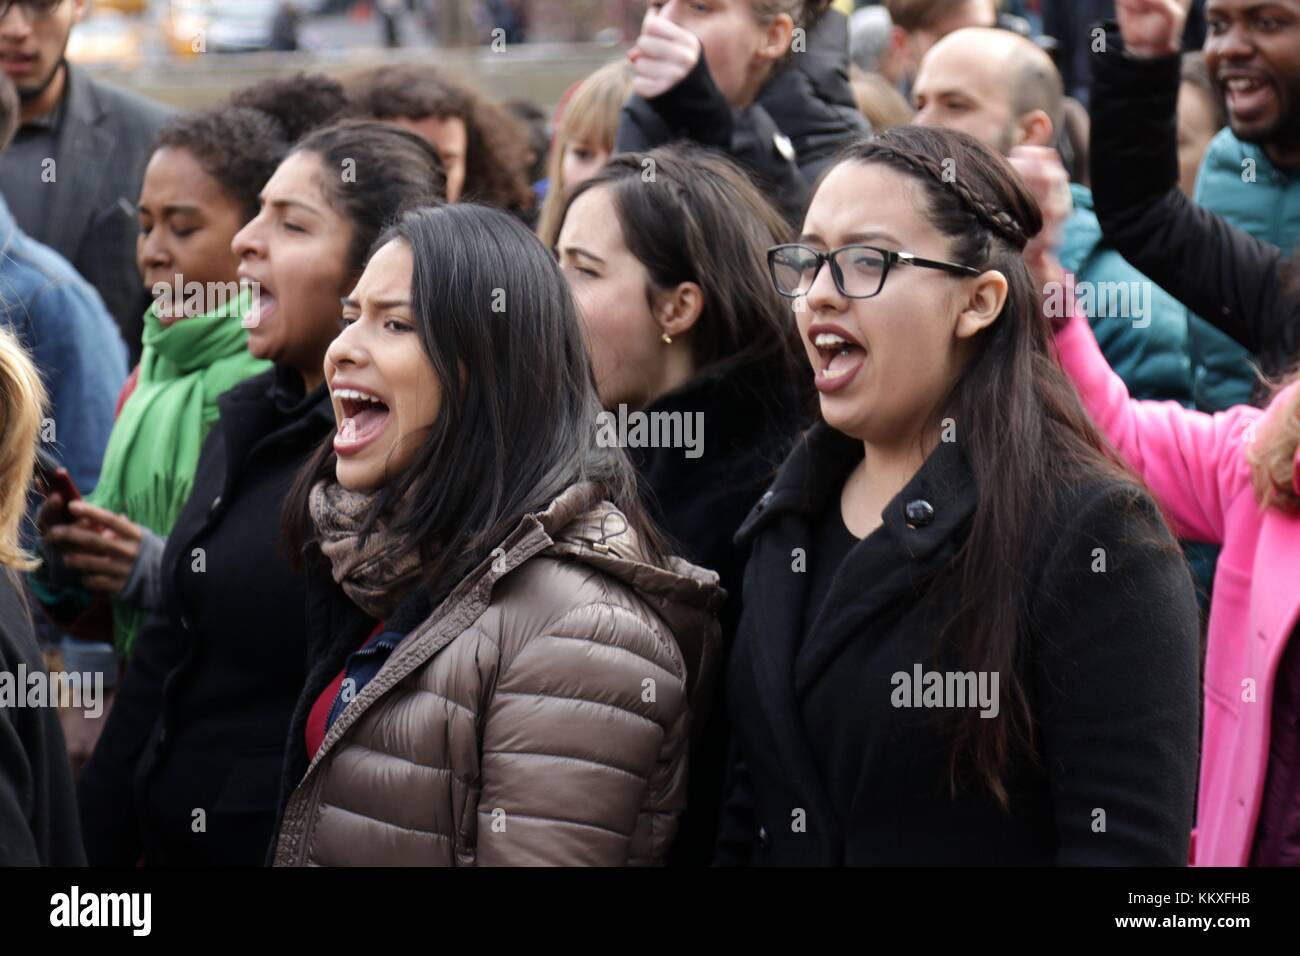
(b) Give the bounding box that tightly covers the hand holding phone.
[34,448,81,531]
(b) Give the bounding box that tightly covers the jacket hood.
[778,9,859,113]
[536,483,726,708]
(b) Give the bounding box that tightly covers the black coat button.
[904,499,935,529]
[756,825,771,850]
[209,494,222,515]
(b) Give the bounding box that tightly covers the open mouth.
[333,387,391,455]
[810,328,868,391]
[242,282,275,329]
[1221,72,1278,123]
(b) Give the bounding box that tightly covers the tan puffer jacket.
[274,483,724,866]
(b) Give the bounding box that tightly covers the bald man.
[914,27,1226,613]
[913,27,1195,410]
[914,27,1063,155]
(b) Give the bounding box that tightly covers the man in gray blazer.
[0,0,171,364]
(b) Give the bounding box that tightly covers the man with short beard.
[1190,0,1300,403]
[0,0,169,364]
[913,27,1196,407]
[1100,0,1300,413]
[914,26,1224,615]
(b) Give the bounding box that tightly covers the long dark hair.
[558,144,803,387]
[283,204,668,598]
[289,119,447,277]
[835,127,1147,808]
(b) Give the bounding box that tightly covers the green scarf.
[90,290,270,655]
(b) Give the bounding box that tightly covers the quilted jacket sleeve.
[474,598,689,866]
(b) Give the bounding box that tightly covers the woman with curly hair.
[345,63,534,213]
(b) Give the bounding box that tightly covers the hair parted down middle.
[829,125,1163,810]
[282,204,670,603]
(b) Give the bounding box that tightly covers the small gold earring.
[661,332,673,345]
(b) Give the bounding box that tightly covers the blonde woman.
[0,328,85,864]
[536,60,634,249]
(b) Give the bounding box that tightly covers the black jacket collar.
[738,421,979,560]
[216,366,335,477]
[632,354,809,486]
[731,424,979,860]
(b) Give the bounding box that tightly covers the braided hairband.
[856,141,1031,251]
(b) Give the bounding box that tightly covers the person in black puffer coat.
[616,1,869,224]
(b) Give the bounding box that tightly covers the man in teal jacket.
[913,27,1195,404]
[1188,130,1299,410]
[1058,183,1195,404]
[1169,0,1300,411]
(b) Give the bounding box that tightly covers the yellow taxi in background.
[164,0,210,57]
[66,12,146,70]
[92,0,149,14]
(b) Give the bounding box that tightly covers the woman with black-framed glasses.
[767,242,981,301]
[716,126,1201,866]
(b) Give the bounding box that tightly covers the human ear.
[656,281,705,339]
[758,13,795,63]
[954,270,1008,339]
[1014,110,1055,148]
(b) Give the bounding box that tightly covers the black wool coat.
[716,423,1203,865]
[0,568,86,865]
[630,355,810,866]
[77,367,334,865]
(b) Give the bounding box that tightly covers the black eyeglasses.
[767,243,981,300]
[0,0,63,18]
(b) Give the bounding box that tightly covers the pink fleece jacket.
[1055,308,1300,866]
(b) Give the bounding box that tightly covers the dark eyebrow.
[560,245,606,265]
[266,197,322,217]
[843,231,901,245]
[796,231,901,246]
[339,296,412,310]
